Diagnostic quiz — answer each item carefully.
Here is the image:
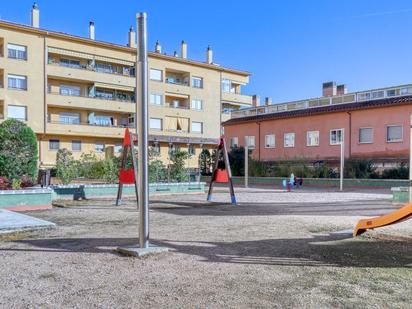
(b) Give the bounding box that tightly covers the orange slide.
[353,203,412,237]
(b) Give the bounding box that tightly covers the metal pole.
[340,129,344,191]
[137,12,149,249]
[244,144,249,188]
[409,115,412,202]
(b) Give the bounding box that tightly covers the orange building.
[223,82,412,167]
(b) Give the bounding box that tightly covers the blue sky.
[2,0,412,103]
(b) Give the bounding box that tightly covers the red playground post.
[116,128,139,206]
[207,136,237,205]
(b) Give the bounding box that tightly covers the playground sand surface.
[0,187,411,308]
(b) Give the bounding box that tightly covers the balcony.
[165,69,190,87]
[47,120,132,138]
[47,60,135,88]
[47,91,135,113]
[165,94,190,110]
[221,92,253,106]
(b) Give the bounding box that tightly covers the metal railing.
[48,120,133,129]
[48,90,135,103]
[231,84,412,119]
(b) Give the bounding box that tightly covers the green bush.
[56,149,78,185]
[78,153,105,179]
[228,147,245,176]
[381,164,409,179]
[169,150,191,182]
[344,158,378,179]
[199,149,212,176]
[102,158,120,183]
[149,159,167,183]
[0,119,38,180]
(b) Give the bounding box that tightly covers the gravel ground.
[0,187,411,308]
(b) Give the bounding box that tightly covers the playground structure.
[207,137,237,205]
[116,128,139,206]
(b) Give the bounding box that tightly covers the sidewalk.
[0,209,55,234]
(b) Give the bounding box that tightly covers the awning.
[165,92,189,99]
[94,82,134,92]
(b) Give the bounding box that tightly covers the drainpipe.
[257,122,261,160]
[347,112,352,158]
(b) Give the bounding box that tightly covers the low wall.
[0,189,53,211]
[52,182,206,199]
[391,187,409,203]
[201,176,408,188]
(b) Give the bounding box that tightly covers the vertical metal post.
[340,129,345,191]
[409,115,412,202]
[244,144,249,188]
[137,12,149,249]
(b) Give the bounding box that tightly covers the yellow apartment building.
[0,4,253,169]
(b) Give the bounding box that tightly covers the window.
[72,140,82,152]
[191,121,203,133]
[222,79,231,93]
[306,131,319,147]
[150,118,162,130]
[192,76,203,88]
[330,129,343,145]
[95,142,105,153]
[89,114,113,126]
[371,91,384,99]
[7,43,27,60]
[191,99,203,110]
[60,85,81,96]
[95,89,114,99]
[169,144,180,155]
[150,93,163,105]
[59,112,80,124]
[150,68,162,81]
[265,134,275,148]
[245,136,255,149]
[231,137,239,148]
[386,89,396,97]
[284,133,295,148]
[114,144,123,153]
[8,74,27,90]
[188,144,195,155]
[152,143,160,155]
[387,125,402,142]
[7,105,27,120]
[165,116,189,132]
[359,128,373,144]
[49,139,60,151]
[95,62,115,74]
[60,58,80,69]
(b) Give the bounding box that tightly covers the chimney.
[252,95,260,107]
[206,45,213,64]
[89,21,95,40]
[155,40,162,53]
[264,97,272,106]
[337,84,347,95]
[181,40,187,59]
[31,3,39,28]
[322,81,336,97]
[128,26,136,48]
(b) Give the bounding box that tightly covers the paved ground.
[0,187,411,308]
[0,209,55,234]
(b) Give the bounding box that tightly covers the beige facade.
[0,8,251,169]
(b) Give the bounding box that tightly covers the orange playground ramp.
[353,203,412,237]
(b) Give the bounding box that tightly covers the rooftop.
[225,83,412,125]
[0,19,250,77]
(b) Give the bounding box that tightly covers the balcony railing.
[48,120,133,129]
[47,58,135,77]
[48,90,135,103]
[231,84,412,119]
[165,77,189,86]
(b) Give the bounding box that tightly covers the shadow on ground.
[2,234,411,268]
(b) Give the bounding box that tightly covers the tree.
[56,149,78,185]
[0,119,38,180]
[228,146,245,176]
[169,150,191,182]
[199,149,212,175]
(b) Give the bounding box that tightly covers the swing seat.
[214,168,229,183]
[119,168,135,184]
